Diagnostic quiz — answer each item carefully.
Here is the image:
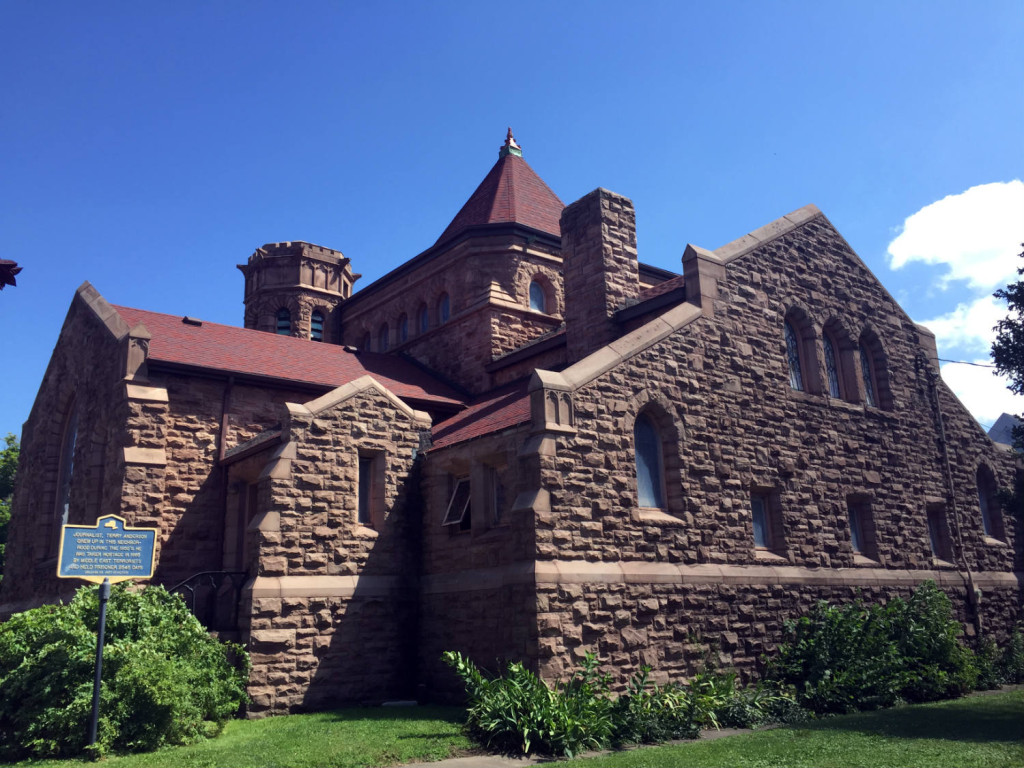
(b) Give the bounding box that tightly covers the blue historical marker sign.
[58,515,157,584]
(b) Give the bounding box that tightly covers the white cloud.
[887,180,1024,291]
[939,359,1024,429]
[919,295,1008,356]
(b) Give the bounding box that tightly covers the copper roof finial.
[499,127,522,158]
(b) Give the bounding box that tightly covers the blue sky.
[2,1,1022,437]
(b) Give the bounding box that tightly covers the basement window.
[442,476,471,530]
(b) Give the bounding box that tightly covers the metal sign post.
[88,578,111,746]
[58,515,157,747]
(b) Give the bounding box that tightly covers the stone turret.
[238,241,358,344]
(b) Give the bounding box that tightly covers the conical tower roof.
[435,129,564,245]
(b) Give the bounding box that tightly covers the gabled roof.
[435,131,564,246]
[113,306,466,408]
[431,379,531,450]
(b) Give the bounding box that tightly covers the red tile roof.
[435,152,564,245]
[431,379,532,450]
[635,274,685,302]
[114,306,466,408]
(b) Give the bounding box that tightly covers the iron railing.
[169,571,248,632]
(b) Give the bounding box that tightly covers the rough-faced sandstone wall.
[243,382,430,714]
[533,212,1021,684]
[0,293,128,612]
[417,427,540,697]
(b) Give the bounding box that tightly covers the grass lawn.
[18,706,473,768]
[563,690,1024,768]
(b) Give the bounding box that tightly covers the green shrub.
[767,582,980,715]
[0,584,249,760]
[610,666,699,745]
[443,651,615,757]
[997,625,1024,684]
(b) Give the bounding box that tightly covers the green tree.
[992,246,1024,444]
[992,246,1024,510]
[0,433,17,581]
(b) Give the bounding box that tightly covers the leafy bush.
[443,652,804,757]
[610,666,699,745]
[767,582,981,715]
[0,584,249,760]
[443,651,615,757]
[998,626,1024,684]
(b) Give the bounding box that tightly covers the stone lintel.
[125,383,169,402]
[122,447,167,466]
[414,559,1023,593]
[246,574,397,599]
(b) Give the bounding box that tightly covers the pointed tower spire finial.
[499,127,523,158]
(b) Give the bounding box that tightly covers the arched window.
[785,320,804,391]
[310,310,324,342]
[977,465,1004,540]
[529,280,546,313]
[276,308,291,336]
[398,314,409,343]
[858,331,892,410]
[438,293,450,324]
[634,412,665,509]
[56,406,78,528]
[361,332,371,351]
[859,343,877,407]
[418,304,429,334]
[378,323,390,352]
[823,333,841,398]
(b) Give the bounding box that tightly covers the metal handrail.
[168,570,248,632]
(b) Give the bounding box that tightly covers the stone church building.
[2,132,1020,715]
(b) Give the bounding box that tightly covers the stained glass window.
[824,335,841,397]
[785,321,803,391]
[859,344,876,407]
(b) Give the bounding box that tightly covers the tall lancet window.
[824,334,841,398]
[785,321,803,391]
[634,412,665,509]
[859,344,877,407]
[57,407,78,528]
